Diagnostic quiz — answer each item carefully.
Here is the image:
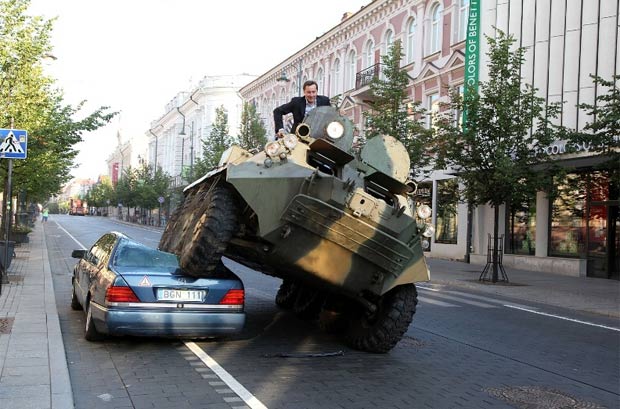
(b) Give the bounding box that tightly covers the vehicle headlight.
[416,204,432,219]
[264,141,281,157]
[422,223,435,238]
[283,134,298,150]
[326,121,344,139]
[421,239,430,250]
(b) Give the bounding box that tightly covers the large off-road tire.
[346,284,418,353]
[178,185,238,277]
[84,300,104,342]
[70,279,82,311]
[293,287,324,321]
[275,280,298,309]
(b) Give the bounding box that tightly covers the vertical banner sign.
[463,0,481,127]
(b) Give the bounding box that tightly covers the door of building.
[587,202,619,280]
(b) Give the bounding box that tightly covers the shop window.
[506,194,536,255]
[549,173,588,257]
[435,178,458,244]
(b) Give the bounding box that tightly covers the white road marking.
[54,221,86,249]
[504,305,620,332]
[421,291,496,308]
[418,286,537,310]
[185,341,268,409]
[419,296,458,307]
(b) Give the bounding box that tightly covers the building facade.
[239,0,619,280]
[147,74,256,188]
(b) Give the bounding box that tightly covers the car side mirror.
[71,249,87,259]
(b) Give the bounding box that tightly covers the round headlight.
[421,239,430,250]
[422,223,435,238]
[263,157,273,168]
[283,134,298,150]
[264,141,280,157]
[326,121,345,139]
[416,204,432,219]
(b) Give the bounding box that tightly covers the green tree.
[363,40,430,174]
[194,105,232,175]
[0,0,116,207]
[430,30,568,282]
[573,74,620,181]
[238,102,267,151]
[85,177,115,209]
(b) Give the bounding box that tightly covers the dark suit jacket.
[273,95,331,135]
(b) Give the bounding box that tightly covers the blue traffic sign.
[0,129,28,159]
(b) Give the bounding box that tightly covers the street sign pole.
[1,159,12,287]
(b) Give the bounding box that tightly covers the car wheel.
[177,184,239,278]
[70,280,82,311]
[84,301,104,341]
[346,284,418,353]
[275,280,298,309]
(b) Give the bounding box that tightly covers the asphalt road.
[45,214,619,409]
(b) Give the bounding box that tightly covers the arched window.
[317,68,325,94]
[332,58,341,95]
[458,0,470,41]
[364,39,374,69]
[406,17,417,64]
[383,29,394,55]
[279,88,286,106]
[430,3,443,54]
[347,49,357,90]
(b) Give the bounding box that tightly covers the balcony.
[351,64,383,103]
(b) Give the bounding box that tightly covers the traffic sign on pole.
[0,129,28,159]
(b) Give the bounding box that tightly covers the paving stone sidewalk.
[0,223,73,409]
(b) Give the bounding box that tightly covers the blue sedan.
[70,231,245,341]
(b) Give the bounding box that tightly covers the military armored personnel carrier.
[159,106,432,353]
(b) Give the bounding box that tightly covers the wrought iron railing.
[355,63,382,89]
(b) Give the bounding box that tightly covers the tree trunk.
[492,204,499,283]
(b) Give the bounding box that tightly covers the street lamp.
[277,58,304,96]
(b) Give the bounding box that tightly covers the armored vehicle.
[159,106,432,353]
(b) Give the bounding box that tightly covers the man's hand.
[276,128,285,139]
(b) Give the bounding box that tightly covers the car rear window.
[113,240,179,269]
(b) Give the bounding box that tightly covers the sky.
[27,0,370,180]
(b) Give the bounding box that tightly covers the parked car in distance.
[70,231,245,341]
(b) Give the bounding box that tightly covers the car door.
[79,234,115,304]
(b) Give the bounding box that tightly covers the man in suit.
[273,80,330,139]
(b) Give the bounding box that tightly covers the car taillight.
[105,286,140,303]
[219,289,244,305]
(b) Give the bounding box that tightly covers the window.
[426,93,439,128]
[364,39,375,69]
[453,84,464,129]
[347,49,357,90]
[279,88,286,106]
[332,58,341,96]
[435,179,458,244]
[458,0,470,42]
[549,173,588,257]
[430,3,443,54]
[317,68,325,94]
[506,193,536,255]
[383,29,394,55]
[406,17,417,64]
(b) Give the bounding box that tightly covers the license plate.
[157,289,206,302]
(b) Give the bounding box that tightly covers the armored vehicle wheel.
[346,284,418,353]
[275,280,298,309]
[293,287,324,320]
[179,185,238,277]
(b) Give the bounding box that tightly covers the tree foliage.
[113,162,170,210]
[194,105,231,175]
[0,0,116,203]
[238,102,267,151]
[363,40,430,175]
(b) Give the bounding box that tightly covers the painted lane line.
[504,305,620,332]
[418,286,537,310]
[184,341,268,409]
[419,296,458,307]
[54,221,86,249]
[416,284,440,291]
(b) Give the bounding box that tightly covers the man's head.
[303,80,318,104]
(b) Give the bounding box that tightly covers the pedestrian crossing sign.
[0,129,28,159]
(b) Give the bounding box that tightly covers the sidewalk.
[427,258,620,318]
[0,223,73,409]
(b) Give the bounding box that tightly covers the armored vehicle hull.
[160,107,432,352]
